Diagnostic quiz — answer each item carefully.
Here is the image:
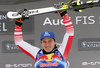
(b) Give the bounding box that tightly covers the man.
[14,8,74,68]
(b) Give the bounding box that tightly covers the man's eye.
[49,40,52,42]
[43,41,46,43]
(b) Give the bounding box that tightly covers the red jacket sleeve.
[58,13,74,62]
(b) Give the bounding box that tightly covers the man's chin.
[45,50,51,53]
[45,49,51,53]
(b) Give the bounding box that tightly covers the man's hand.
[15,9,29,26]
[54,2,67,17]
[17,8,29,18]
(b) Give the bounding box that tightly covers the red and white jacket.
[14,13,74,64]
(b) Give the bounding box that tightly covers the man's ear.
[41,41,42,44]
[55,40,57,44]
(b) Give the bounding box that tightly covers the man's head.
[40,31,56,53]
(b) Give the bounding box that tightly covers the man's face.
[41,37,56,53]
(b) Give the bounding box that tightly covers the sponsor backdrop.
[0,0,100,68]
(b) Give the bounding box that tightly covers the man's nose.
[46,42,50,46]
